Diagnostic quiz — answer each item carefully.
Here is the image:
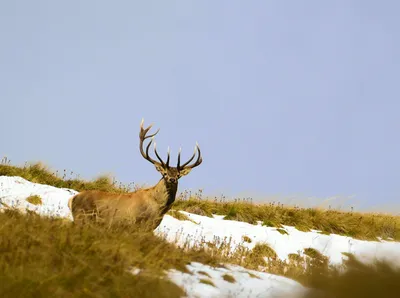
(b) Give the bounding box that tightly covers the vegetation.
[167,210,198,224]
[199,279,215,287]
[222,274,236,283]
[1,158,400,297]
[304,255,400,298]
[0,209,218,297]
[25,195,43,205]
[2,159,398,241]
[0,158,133,193]
[174,195,400,241]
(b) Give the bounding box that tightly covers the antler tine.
[139,119,161,165]
[177,147,182,169]
[145,137,154,161]
[153,142,166,166]
[140,118,160,140]
[178,142,202,170]
[166,146,171,168]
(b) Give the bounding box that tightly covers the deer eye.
[163,173,167,176]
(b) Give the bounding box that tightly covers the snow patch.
[0,176,77,220]
[168,262,307,298]
[155,211,400,267]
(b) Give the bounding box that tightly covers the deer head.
[139,119,202,184]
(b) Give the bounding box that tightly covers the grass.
[25,195,43,205]
[1,159,400,297]
[199,279,215,287]
[1,208,396,297]
[242,235,252,243]
[174,196,400,241]
[197,271,211,278]
[276,228,289,235]
[0,209,222,297]
[222,274,236,283]
[167,210,198,224]
[2,159,399,241]
[0,159,132,193]
[303,255,400,298]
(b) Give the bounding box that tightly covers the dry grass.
[303,255,400,298]
[1,159,400,297]
[222,274,236,283]
[167,210,198,224]
[25,195,43,205]
[0,209,221,297]
[0,159,132,193]
[3,159,398,241]
[174,197,400,241]
[199,279,215,287]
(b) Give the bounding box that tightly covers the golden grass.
[199,279,215,287]
[174,197,400,241]
[25,195,43,205]
[222,274,236,283]
[0,160,131,193]
[167,210,198,224]
[303,255,400,298]
[2,159,399,241]
[1,207,398,297]
[0,209,222,297]
[2,158,400,297]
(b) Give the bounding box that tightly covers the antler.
[177,142,202,170]
[139,119,169,166]
[140,119,201,170]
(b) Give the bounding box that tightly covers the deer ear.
[154,164,164,172]
[179,168,192,177]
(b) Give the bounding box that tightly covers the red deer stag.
[68,119,202,229]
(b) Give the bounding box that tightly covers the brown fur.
[70,178,179,229]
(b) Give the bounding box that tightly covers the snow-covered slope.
[155,211,400,267]
[167,262,306,298]
[1,176,400,297]
[0,176,77,219]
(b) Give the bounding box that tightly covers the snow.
[2,175,400,297]
[0,176,77,220]
[167,262,306,298]
[155,212,400,267]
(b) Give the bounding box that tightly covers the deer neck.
[153,178,178,210]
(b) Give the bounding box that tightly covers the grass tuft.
[199,279,215,287]
[197,271,211,278]
[25,195,43,205]
[276,228,289,235]
[167,210,198,224]
[222,274,236,283]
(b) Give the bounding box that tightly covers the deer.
[68,119,202,230]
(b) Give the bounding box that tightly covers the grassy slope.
[1,160,400,297]
[173,198,400,241]
[1,161,399,241]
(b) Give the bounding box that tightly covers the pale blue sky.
[1,1,399,211]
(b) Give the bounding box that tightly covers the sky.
[1,1,399,211]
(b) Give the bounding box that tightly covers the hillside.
[1,161,400,297]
